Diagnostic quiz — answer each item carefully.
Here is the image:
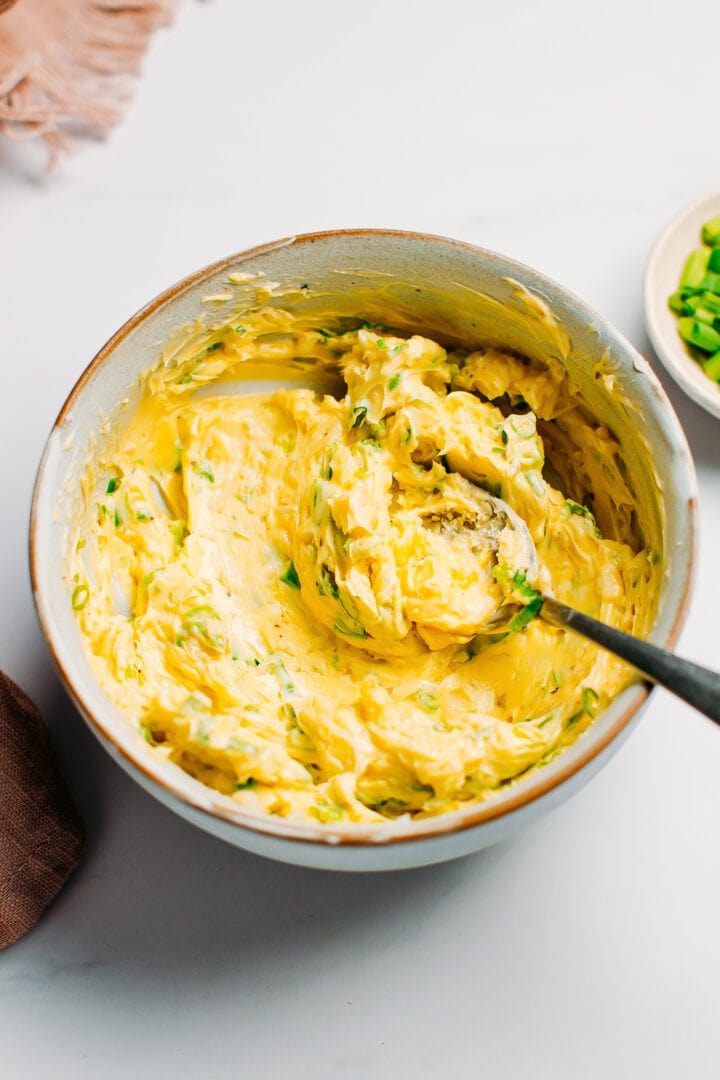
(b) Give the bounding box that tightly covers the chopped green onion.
[700,272,720,295]
[171,522,188,549]
[677,317,720,353]
[333,594,366,639]
[493,566,541,602]
[71,584,90,610]
[318,566,340,599]
[139,571,155,593]
[106,477,121,494]
[701,215,720,246]
[702,351,720,381]
[193,461,215,483]
[562,501,598,533]
[669,220,720,387]
[679,248,709,292]
[334,616,366,640]
[510,570,540,600]
[689,305,718,327]
[227,738,259,755]
[313,802,344,823]
[687,291,720,316]
[510,416,535,439]
[492,565,510,588]
[507,595,543,633]
[414,689,439,712]
[668,292,687,315]
[279,561,301,590]
[185,604,220,620]
[388,373,400,390]
[322,451,333,480]
[581,687,599,716]
[351,405,368,428]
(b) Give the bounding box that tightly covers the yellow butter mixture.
[71,307,658,823]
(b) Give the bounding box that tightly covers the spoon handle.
[540,596,720,724]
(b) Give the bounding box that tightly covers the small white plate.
[644,188,720,420]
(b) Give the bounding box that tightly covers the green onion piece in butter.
[279,561,301,590]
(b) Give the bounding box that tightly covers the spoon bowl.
[473,491,720,724]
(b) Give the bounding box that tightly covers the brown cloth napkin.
[0,672,84,949]
[0,0,178,163]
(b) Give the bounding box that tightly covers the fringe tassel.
[0,0,179,164]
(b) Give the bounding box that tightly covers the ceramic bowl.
[645,187,720,420]
[31,230,697,871]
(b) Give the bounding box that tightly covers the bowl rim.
[644,186,720,420]
[30,227,698,850]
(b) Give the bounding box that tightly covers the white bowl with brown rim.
[30,230,697,871]
[645,188,720,420]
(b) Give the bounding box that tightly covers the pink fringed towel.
[0,0,178,161]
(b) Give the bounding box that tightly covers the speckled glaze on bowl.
[30,230,697,871]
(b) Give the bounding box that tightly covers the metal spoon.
[479,492,720,725]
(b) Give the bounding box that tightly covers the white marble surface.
[2,1,720,1076]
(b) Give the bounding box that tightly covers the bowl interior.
[645,188,720,420]
[32,231,697,848]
